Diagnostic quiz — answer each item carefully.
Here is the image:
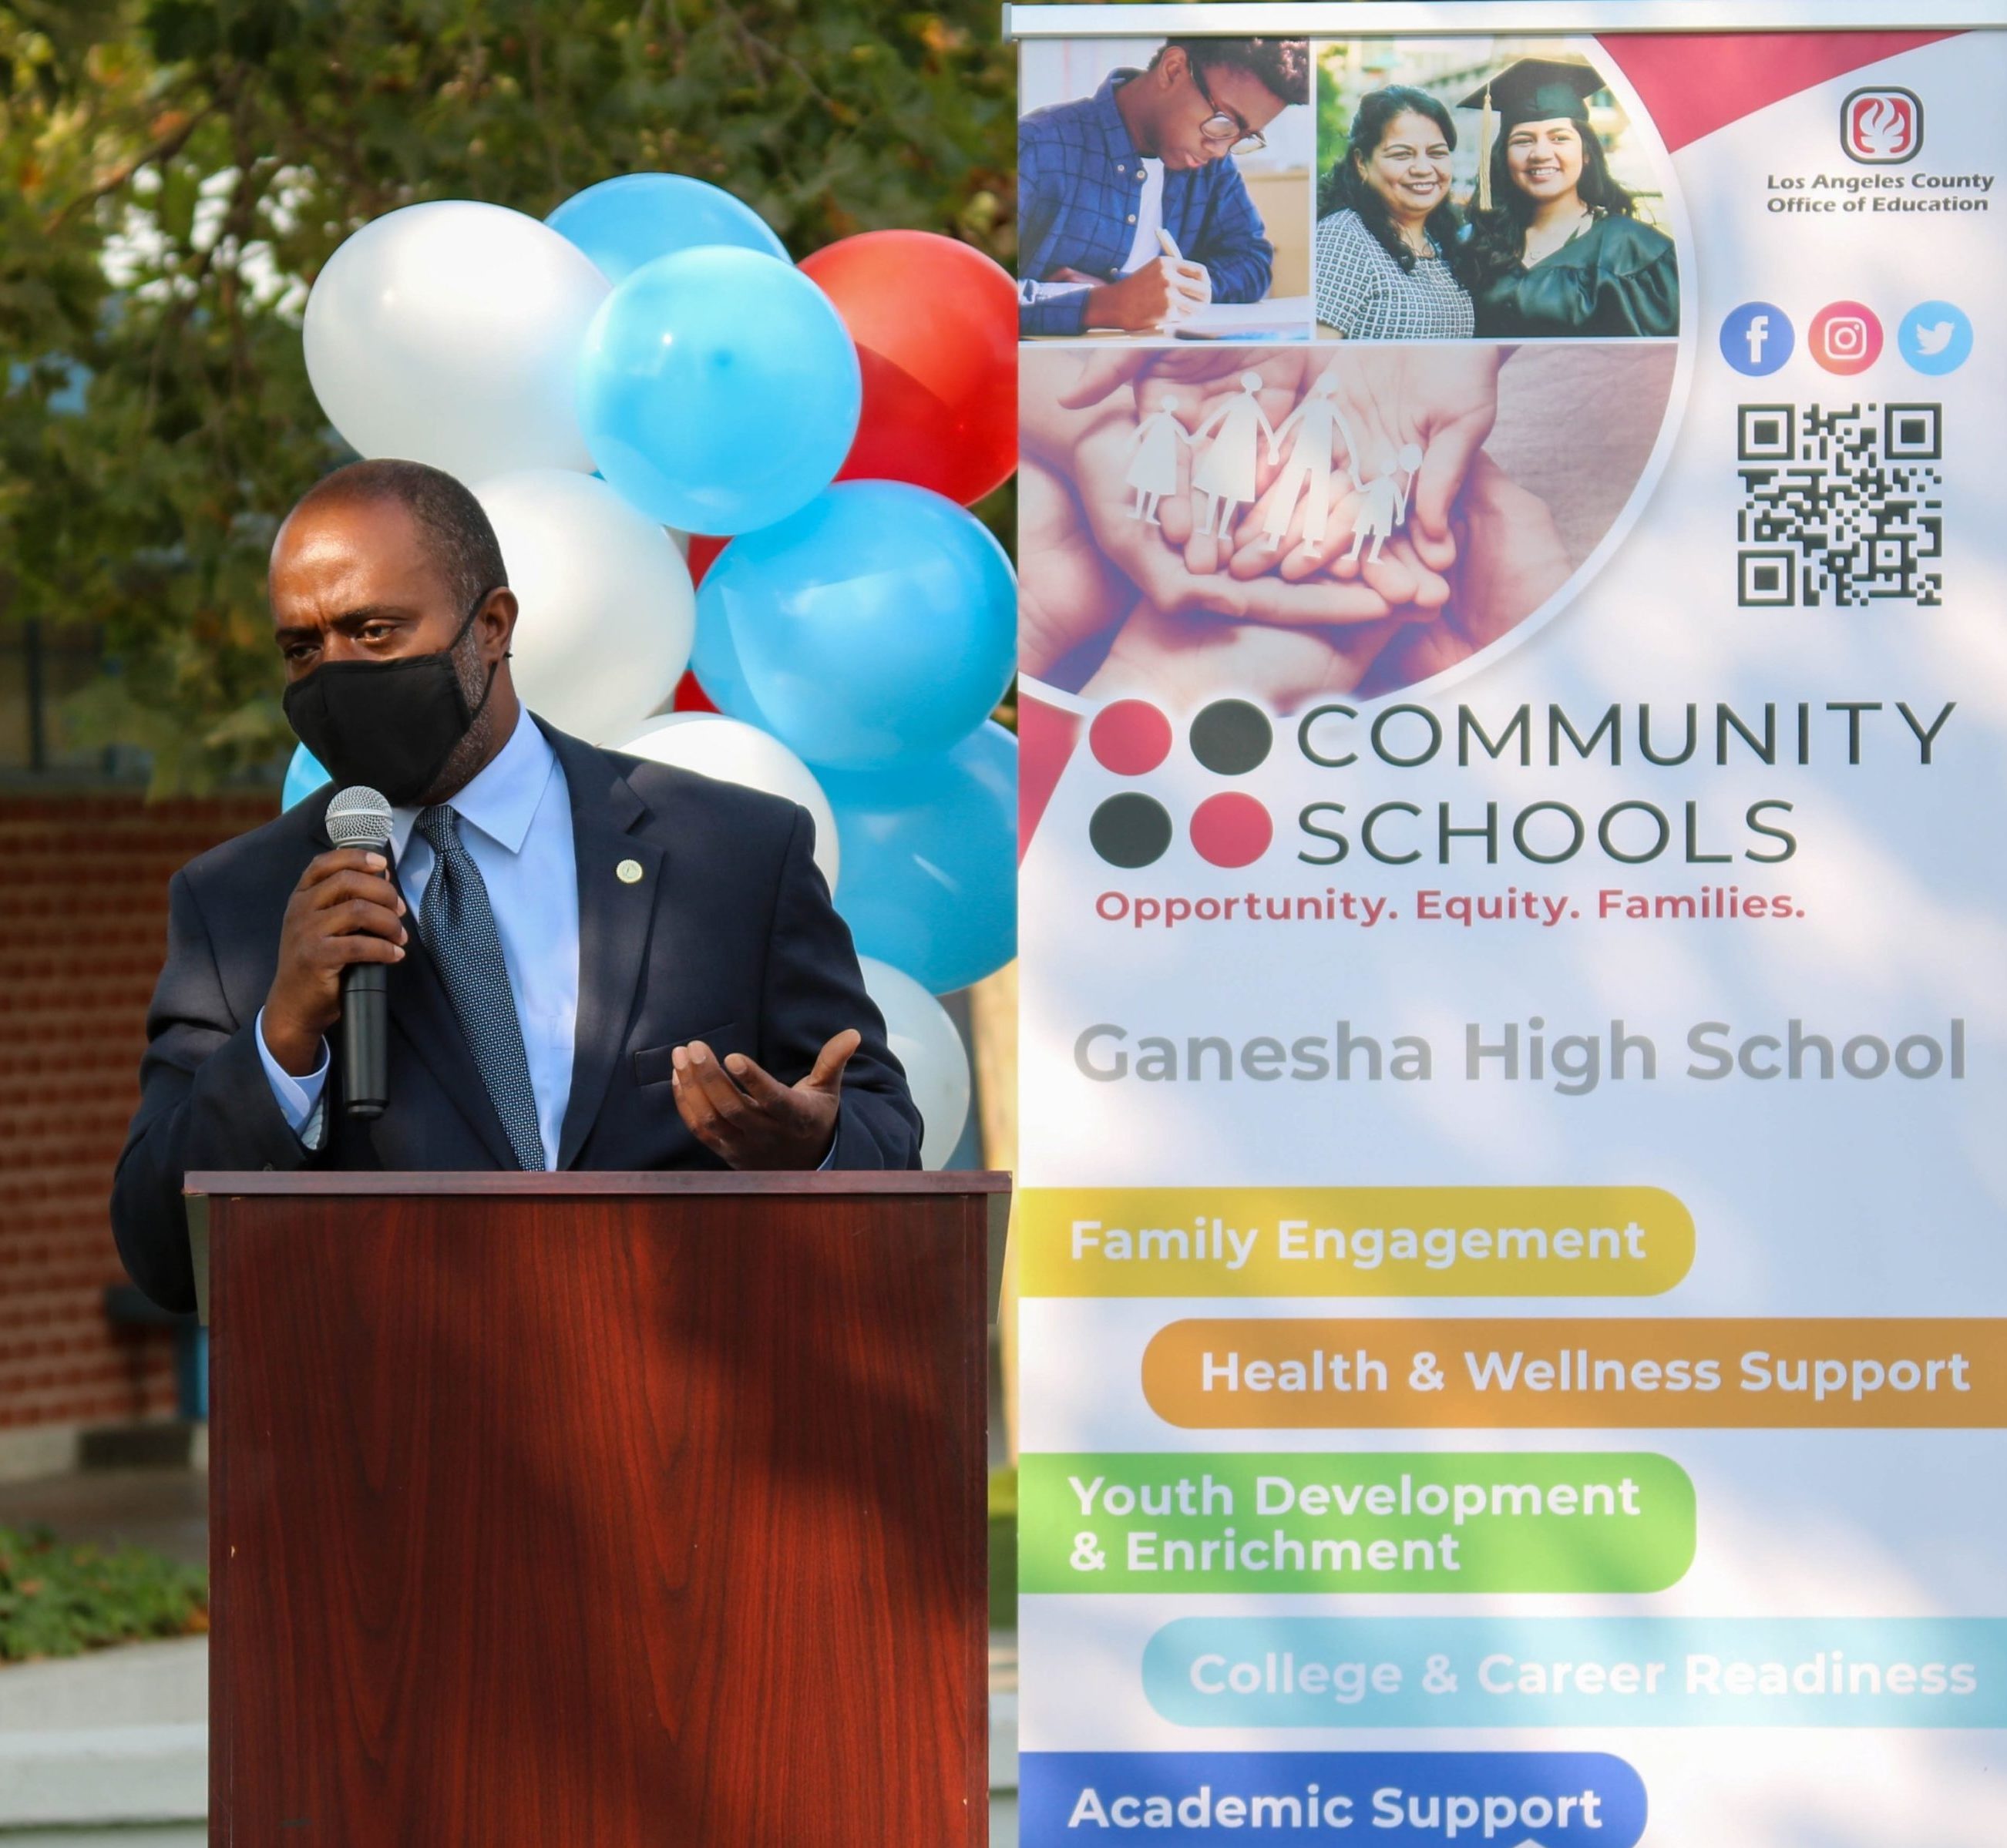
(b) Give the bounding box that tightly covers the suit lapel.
[548,725,661,1169]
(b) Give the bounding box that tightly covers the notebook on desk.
[1170,295,1313,341]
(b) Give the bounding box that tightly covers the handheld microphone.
[324,785,395,1120]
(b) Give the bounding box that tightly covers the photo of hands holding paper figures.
[1125,371,1420,559]
[1020,340,1676,707]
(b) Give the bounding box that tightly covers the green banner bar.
[1021,1451,1696,1594]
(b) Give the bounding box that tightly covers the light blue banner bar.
[1143,1618,2007,1728]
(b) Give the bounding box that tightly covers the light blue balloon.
[546,173,788,284]
[698,481,1016,767]
[688,596,761,725]
[822,722,1017,996]
[579,247,860,536]
[282,744,331,811]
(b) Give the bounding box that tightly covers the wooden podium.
[185,1171,1010,1846]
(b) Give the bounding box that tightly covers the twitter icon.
[1898,301,1972,375]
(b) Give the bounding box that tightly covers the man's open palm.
[671,1029,859,1169]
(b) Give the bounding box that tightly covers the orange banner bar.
[1141,1319,2007,1429]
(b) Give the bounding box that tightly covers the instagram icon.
[1810,301,1884,375]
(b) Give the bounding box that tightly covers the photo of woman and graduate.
[1313,42,1680,340]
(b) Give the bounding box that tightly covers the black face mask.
[283,590,501,807]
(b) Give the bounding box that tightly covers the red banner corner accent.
[1017,692,1082,865]
[1602,31,1956,155]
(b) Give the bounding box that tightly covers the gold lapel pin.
[617,858,644,885]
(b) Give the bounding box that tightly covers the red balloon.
[671,669,718,713]
[684,533,731,586]
[799,230,1017,507]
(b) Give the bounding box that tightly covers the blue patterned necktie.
[412,805,546,1171]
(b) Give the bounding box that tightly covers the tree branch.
[42,102,215,234]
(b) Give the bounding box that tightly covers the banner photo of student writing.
[1009,5,2007,1842]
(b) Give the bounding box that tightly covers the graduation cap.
[1458,57,1609,210]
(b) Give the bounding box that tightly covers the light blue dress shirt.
[257,708,578,1168]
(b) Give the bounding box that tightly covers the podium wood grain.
[194,1173,1004,1846]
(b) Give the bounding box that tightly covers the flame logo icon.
[1843,87,1922,164]
[1856,99,1906,156]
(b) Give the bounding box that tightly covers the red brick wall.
[0,790,276,1434]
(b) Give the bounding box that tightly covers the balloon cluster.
[284,176,1020,1167]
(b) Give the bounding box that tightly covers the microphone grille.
[325,785,394,852]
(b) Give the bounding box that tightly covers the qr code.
[1736,402,1943,608]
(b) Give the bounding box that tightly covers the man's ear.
[1155,44,1186,89]
[479,586,519,659]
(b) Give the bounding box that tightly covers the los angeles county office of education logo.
[1842,86,1922,164]
[1085,698,1276,869]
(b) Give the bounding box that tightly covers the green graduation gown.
[1471,213,1679,338]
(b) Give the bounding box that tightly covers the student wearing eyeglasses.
[1018,39,1310,336]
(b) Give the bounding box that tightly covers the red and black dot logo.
[1087,698,1276,868]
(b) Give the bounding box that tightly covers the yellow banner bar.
[1017,1188,1693,1297]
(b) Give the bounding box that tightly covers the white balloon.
[304,201,610,481]
[620,714,839,892]
[857,956,972,1171]
[476,470,694,745]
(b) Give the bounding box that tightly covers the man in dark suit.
[113,459,921,1313]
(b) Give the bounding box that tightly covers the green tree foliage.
[1314,47,1350,217]
[0,0,1015,791]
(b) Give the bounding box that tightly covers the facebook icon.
[1722,302,1794,376]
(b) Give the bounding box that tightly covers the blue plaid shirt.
[1018,72,1275,336]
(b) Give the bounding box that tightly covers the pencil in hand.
[1155,227,1212,321]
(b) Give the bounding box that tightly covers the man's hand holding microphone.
[261,847,407,1079]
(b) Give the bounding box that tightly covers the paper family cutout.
[1124,371,1425,564]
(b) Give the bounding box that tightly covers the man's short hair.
[1159,38,1310,109]
[291,458,508,615]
